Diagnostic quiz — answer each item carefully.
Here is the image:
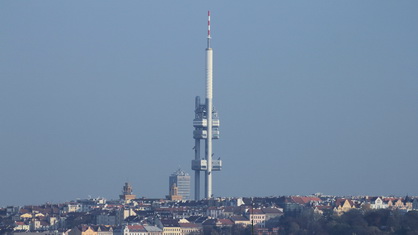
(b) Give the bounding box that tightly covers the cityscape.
[1,180,418,234]
[2,1,418,234]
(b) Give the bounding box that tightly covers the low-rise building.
[230,216,251,227]
[178,223,202,235]
[369,197,388,210]
[334,199,356,215]
[246,209,266,228]
[68,225,98,235]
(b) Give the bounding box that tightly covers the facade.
[143,226,163,235]
[159,219,181,235]
[120,225,146,235]
[230,216,251,227]
[96,212,117,226]
[169,169,190,200]
[246,209,266,228]
[178,223,202,235]
[116,208,136,225]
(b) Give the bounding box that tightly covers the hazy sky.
[1,1,417,206]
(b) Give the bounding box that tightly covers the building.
[179,223,202,235]
[120,225,146,235]
[167,184,183,201]
[369,197,388,210]
[334,199,357,215]
[158,219,181,235]
[119,182,136,203]
[169,169,190,200]
[68,225,98,235]
[246,209,266,228]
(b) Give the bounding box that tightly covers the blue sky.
[1,1,417,206]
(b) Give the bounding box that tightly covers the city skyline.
[1,1,418,207]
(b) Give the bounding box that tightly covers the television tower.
[192,11,222,200]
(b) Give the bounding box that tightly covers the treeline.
[279,209,418,235]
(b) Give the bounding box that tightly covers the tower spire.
[207,11,211,48]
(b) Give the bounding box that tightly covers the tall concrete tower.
[192,11,222,200]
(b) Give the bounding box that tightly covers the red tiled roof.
[291,196,321,204]
[19,209,30,214]
[218,219,234,225]
[127,225,145,232]
[315,205,332,210]
[383,197,398,202]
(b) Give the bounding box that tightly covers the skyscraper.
[169,169,191,200]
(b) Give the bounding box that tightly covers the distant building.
[119,182,136,202]
[245,209,266,228]
[179,222,202,235]
[334,198,357,215]
[169,169,190,200]
[68,225,97,235]
[369,197,388,210]
[96,211,117,225]
[167,183,183,201]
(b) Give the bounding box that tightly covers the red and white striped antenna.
[207,11,211,48]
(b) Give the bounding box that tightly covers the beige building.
[68,225,98,235]
[179,223,202,235]
[246,209,266,228]
[162,227,181,235]
[159,219,181,235]
[230,216,251,227]
[334,199,356,216]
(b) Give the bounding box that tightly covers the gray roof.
[144,225,162,232]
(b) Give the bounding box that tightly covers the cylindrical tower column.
[205,46,213,199]
[194,139,200,200]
